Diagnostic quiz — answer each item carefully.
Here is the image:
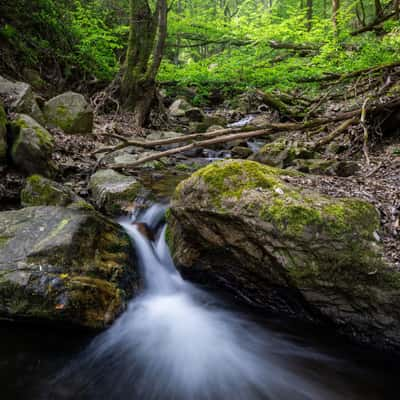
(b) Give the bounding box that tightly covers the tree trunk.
[306,0,313,30]
[332,0,340,32]
[120,0,168,127]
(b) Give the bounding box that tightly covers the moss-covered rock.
[44,91,93,134]
[231,146,253,159]
[0,206,138,329]
[9,114,55,177]
[21,175,86,207]
[0,102,7,163]
[89,169,143,216]
[0,75,44,124]
[168,159,400,349]
[251,138,315,168]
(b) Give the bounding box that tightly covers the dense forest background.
[1,0,399,104]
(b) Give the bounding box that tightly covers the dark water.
[0,205,398,400]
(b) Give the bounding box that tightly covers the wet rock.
[132,222,155,241]
[169,98,192,117]
[21,175,85,207]
[0,206,138,329]
[0,103,6,163]
[0,75,44,123]
[251,138,315,168]
[89,169,143,216]
[231,146,253,159]
[167,160,400,350]
[9,114,55,177]
[44,91,93,134]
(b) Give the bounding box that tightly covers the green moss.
[177,160,299,207]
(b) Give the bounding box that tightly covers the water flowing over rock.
[0,206,138,328]
[167,160,400,349]
[9,114,55,177]
[44,91,93,134]
[21,175,85,207]
[89,169,143,215]
[0,75,44,123]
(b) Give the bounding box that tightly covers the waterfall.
[46,204,367,400]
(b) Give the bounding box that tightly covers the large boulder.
[0,75,44,123]
[44,91,93,134]
[0,206,138,328]
[0,103,6,163]
[89,169,143,215]
[21,175,85,207]
[167,160,400,349]
[9,114,55,177]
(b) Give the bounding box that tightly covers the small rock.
[185,108,205,122]
[231,146,253,159]
[21,175,86,207]
[169,98,192,117]
[9,114,55,177]
[89,169,143,216]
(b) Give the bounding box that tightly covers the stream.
[0,204,398,399]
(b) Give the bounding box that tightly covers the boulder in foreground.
[0,206,138,329]
[167,160,400,349]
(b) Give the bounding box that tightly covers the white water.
[49,204,368,400]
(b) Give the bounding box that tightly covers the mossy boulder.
[251,138,315,168]
[0,103,6,163]
[0,75,44,124]
[21,175,86,207]
[10,114,55,177]
[44,91,93,134]
[0,206,138,329]
[167,160,400,349]
[231,146,253,159]
[89,169,143,216]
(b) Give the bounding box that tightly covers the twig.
[361,97,371,165]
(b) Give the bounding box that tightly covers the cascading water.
[44,204,384,400]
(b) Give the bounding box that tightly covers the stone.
[0,206,138,329]
[291,159,360,177]
[167,160,400,350]
[0,103,6,163]
[185,108,205,122]
[44,91,93,134]
[9,114,55,177]
[231,146,253,159]
[89,169,143,215]
[0,75,44,123]
[206,125,224,133]
[251,138,315,168]
[21,175,85,207]
[169,98,192,117]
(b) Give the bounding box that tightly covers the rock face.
[0,103,6,163]
[44,91,93,134]
[10,114,55,177]
[89,169,143,215]
[0,206,138,328]
[0,75,44,123]
[21,175,85,207]
[167,160,400,349]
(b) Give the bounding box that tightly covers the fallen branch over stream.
[95,97,400,170]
